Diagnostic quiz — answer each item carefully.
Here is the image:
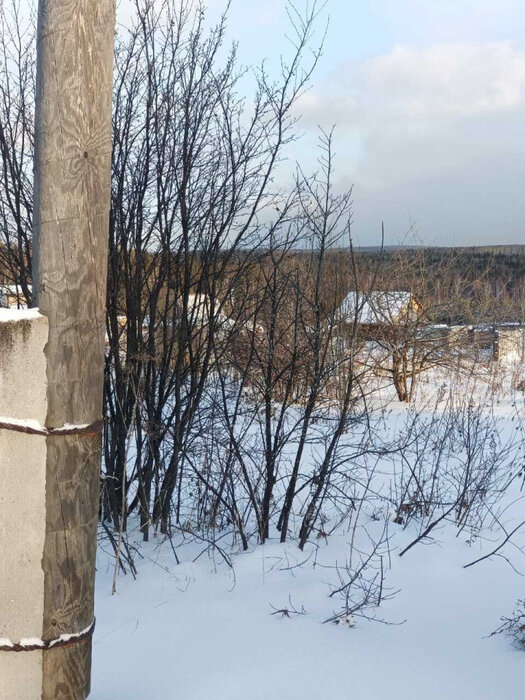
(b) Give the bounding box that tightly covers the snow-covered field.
[92,373,525,699]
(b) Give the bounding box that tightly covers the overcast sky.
[199,0,525,247]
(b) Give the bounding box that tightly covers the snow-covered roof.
[340,291,415,325]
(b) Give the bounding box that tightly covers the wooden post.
[32,0,115,697]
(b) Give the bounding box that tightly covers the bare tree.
[0,1,34,302]
[103,0,325,537]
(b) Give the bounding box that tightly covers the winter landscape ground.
[92,371,525,700]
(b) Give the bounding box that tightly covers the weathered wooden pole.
[31,0,115,696]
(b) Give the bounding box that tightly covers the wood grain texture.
[32,0,115,697]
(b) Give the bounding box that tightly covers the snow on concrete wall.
[0,309,48,698]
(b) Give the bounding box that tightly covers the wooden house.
[339,290,423,338]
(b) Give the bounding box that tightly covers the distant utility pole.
[32,0,115,697]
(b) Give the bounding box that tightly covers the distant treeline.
[2,243,524,325]
[354,244,525,256]
[277,245,525,324]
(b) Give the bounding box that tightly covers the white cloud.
[366,43,525,119]
[299,42,525,126]
[293,42,525,244]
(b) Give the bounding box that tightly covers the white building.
[339,290,421,326]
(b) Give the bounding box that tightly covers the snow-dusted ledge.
[0,306,42,322]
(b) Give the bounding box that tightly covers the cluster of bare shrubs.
[388,387,520,555]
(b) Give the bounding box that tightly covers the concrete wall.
[0,309,48,698]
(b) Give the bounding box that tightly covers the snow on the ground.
[92,375,525,699]
[92,529,524,699]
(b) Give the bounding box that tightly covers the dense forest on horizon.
[2,243,525,325]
